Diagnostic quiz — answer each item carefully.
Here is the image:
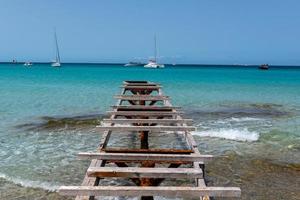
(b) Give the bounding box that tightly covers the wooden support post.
[114,162,141,186]
[152,163,181,186]
[138,96,154,200]
[149,100,157,106]
[140,131,149,149]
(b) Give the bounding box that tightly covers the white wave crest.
[230,117,262,122]
[0,173,59,191]
[192,128,259,142]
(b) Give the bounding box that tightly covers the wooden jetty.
[59,81,241,200]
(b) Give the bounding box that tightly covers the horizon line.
[1,61,300,67]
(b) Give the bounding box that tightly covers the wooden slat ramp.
[59,81,241,200]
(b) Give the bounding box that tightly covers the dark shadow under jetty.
[15,113,104,131]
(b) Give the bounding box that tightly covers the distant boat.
[24,62,32,67]
[124,61,144,67]
[144,35,164,69]
[259,64,269,70]
[51,30,61,67]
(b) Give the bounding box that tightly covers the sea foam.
[0,173,59,191]
[192,128,259,142]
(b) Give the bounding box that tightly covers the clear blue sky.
[1,0,300,65]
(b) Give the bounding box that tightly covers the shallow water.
[0,64,300,199]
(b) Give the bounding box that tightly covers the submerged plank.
[78,152,213,162]
[59,186,241,197]
[87,167,203,178]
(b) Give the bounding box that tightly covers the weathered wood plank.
[103,148,194,154]
[102,118,193,124]
[123,82,159,86]
[111,105,181,110]
[123,80,150,84]
[107,111,181,116]
[114,95,169,101]
[78,152,213,162]
[96,125,196,132]
[123,81,157,85]
[122,86,162,89]
[87,167,203,178]
[59,186,241,197]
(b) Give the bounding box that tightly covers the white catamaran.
[51,30,61,67]
[144,35,164,68]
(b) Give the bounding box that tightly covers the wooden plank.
[123,82,159,86]
[122,86,161,89]
[103,148,194,154]
[123,84,159,86]
[59,186,241,197]
[78,152,213,163]
[123,81,156,85]
[96,125,196,132]
[102,118,193,124]
[107,111,181,116]
[123,80,150,83]
[87,167,203,179]
[111,105,181,110]
[114,95,169,101]
[185,132,198,148]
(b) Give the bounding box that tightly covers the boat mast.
[154,35,157,62]
[54,30,61,63]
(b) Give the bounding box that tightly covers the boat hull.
[144,63,165,68]
[52,62,61,67]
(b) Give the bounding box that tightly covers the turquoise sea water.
[0,63,300,199]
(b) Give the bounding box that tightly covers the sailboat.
[51,30,61,67]
[24,61,33,67]
[144,35,164,68]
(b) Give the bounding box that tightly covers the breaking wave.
[0,173,59,192]
[192,128,259,142]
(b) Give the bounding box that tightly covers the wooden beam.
[123,81,157,85]
[123,81,151,84]
[107,111,181,117]
[123,82,159,86]
[59,186,241,197]
[87,167,203,179]
[102,118,193,124]
[114,95,169,101]
[102,148,194,154]
[122,86,161,89]
[111,105,181,110]
[78,152,213,163]
[96,125,196,132]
